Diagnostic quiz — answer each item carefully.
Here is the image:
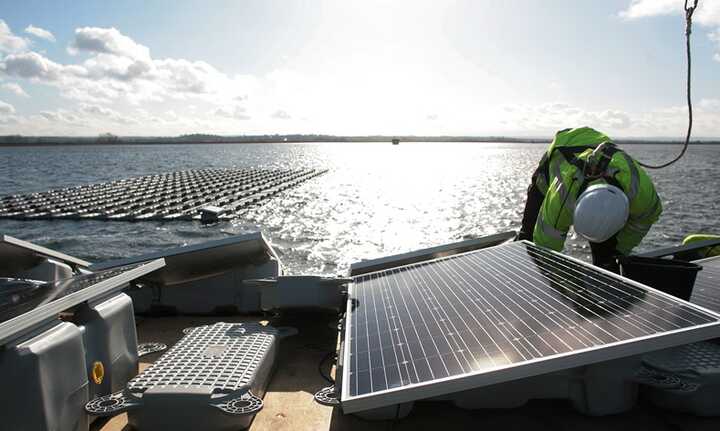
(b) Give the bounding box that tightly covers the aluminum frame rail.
[0,234,91,271]
[0,258,165,346]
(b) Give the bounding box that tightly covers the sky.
[0,0,718,138]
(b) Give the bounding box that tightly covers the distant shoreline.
[0,135,718,147]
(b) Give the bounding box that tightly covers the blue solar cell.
[341,241,720,413]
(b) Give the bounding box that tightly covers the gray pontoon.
[3,232,720,431]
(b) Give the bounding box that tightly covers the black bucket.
[618,256,702,301]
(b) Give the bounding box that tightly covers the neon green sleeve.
[532,178,572,251]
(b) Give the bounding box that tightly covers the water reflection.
[1,143,719,275]
[526,246,646,319]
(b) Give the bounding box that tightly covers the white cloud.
[39,111,60,121]
[0,100,15,114]
[0,51,86,81]
[711,29,720,61]
[1,27,256,108]
[80,103,116,117]
[700,98,720,111]
[81,53,152,82]
[271,109,291,120]
[214,105,251,120]
[1,19,717,137]
[619,0,681,19]
[0,115,18,125]
[0,20,29,54]
[37,109,83,125]
[79,103,138,124]
[599,110,632,129]
[1,82,29,97]
[620,0,720,24]
[620,0,720,61]
[71,27,150,60]
[494,100,719,137]
[24,25,55,42]
[695,1,720,26]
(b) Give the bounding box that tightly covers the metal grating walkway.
[0,168,326,222]
[128,322,276,393]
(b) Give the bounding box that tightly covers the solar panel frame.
[0,258,165,346]
[349,231,515,276]
[0,234,91,272]
[339,241,720,414]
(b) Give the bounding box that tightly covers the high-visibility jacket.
[519,127,662,257]
[682,234,720,258]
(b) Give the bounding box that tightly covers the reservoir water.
[1,142,718,274]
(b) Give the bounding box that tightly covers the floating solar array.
[340,241,720,413]
[690,256,720,313]
[0,168,326,222]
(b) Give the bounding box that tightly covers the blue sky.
[0,0,718,137]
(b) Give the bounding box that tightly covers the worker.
[517,127,662,272]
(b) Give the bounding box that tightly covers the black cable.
[637,0,698,170]
[553,176,578,228]
[318,351,335,384]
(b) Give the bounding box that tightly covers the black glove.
[595,257,620,274]
[515,230,532,242]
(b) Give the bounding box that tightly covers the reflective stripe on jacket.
[532,127,662,255]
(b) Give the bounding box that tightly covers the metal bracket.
[244,276,353,288]
[245,275,352,312]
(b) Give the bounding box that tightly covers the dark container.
[618,256,702,301]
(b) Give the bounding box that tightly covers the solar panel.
[0,234,91,273]
[690,256,720,313]
[0,258,165,345]
[349,232,515,276]
[340,241,720,413]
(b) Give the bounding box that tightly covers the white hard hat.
[573,183,629,243]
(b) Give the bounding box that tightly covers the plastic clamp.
[314,386,340,406]
[85,391,140,416]
[137,342,167,357]
[634,366,682,389]
[214,392,264,416]
[182,326,200,335]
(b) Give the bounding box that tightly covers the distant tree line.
[0,134,717,147]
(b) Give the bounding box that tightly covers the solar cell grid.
[342,241,720,412]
